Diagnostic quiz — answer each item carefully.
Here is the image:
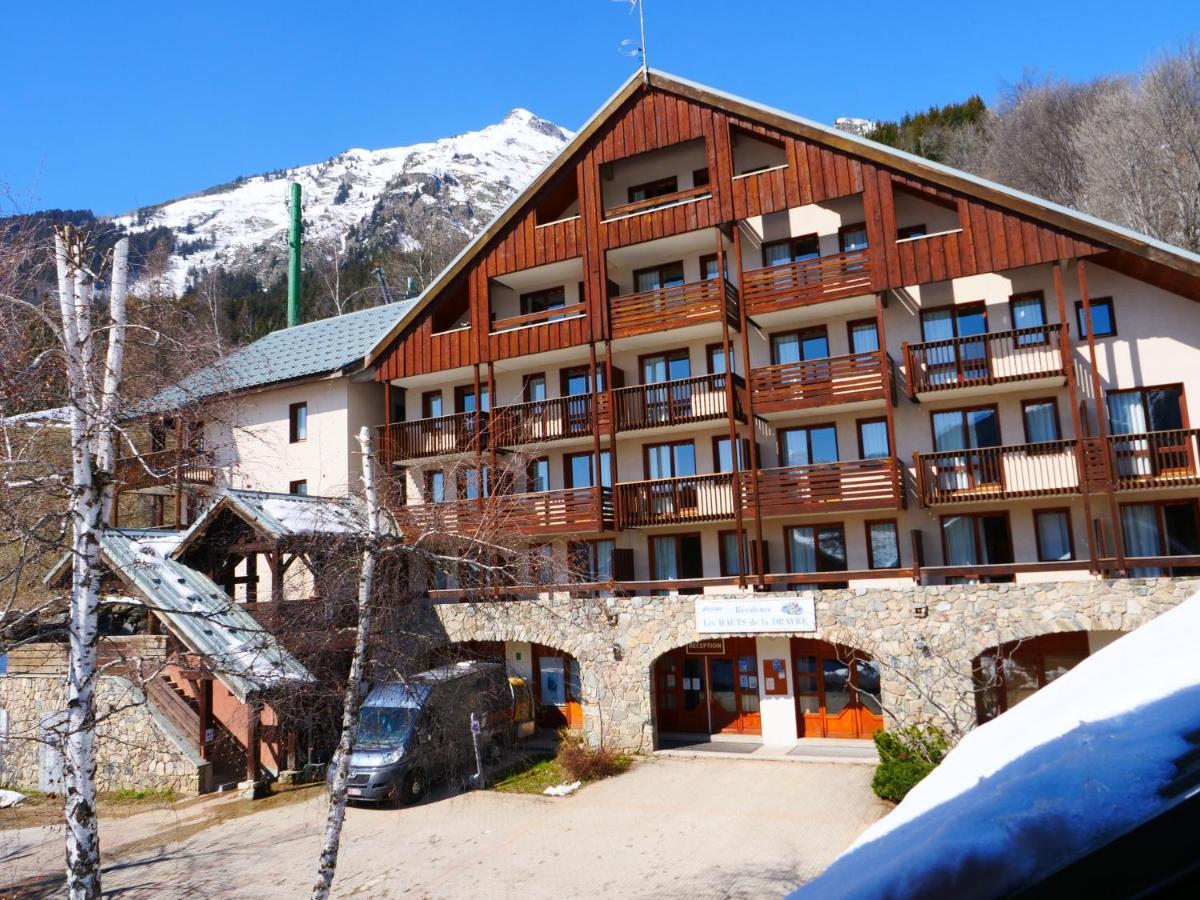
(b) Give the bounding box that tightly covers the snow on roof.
[217,489,364,538]
[100,529,311,702]
[134,300,415,416]
[0,406,71,427]
[795,589,1200,898]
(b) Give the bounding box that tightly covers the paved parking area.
[1,756,888,899]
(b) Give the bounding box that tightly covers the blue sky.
[2,0,1196,216]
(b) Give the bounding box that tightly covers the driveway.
[1,757,888,899]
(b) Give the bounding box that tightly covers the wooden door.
[792,640,883,739]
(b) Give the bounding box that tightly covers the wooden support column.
[1077,260,1126,571]
[717,230,746,587]
[174,416,184,527]
[270,548,283,604]
[245,699,261,783]
[1054,262,1099,572]
[487,360,498,489]
[473,363,484,517]
[874,293,899,469]
[604,340,621,528]
[198,678,213,761]
[589,341,605,532]
[732,223,766,587]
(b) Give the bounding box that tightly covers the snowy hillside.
[115,109,571,295]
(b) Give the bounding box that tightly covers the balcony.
[741,250,872,316]
[914,440,1080,506]
[378,413,487,464]
[750,351,892,417]
[904,324,1067,400]
[613,373,745,433]
[743,458,904,517]
[610,277,737,339]
[116,447,217,491]
[490,305,585,334]
[617,472,735,528]
[1108,429,1200,491]
[490,395,595,447]
[603,184,712,221]
[397,486,612,537]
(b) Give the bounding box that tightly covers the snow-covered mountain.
[115,109,572,295]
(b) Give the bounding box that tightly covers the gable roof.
[364,68,1200,366]
[139,299,416,415]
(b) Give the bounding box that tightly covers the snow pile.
[796,589,1200,899]
[115,109,571,295]
[0,790,27,808]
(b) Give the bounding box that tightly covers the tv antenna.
[613,0,648,84]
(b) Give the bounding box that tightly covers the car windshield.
[355,707,417,747]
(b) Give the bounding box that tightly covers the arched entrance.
[791,639,883,739]
[531,643,583,728]
[973,631,1099,723]
[653,638,761,737]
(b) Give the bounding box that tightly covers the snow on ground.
[796,589,1200,899]
[114,110,571,294]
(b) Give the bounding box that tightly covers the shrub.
[871,725,949,803]
[554,729,632,783]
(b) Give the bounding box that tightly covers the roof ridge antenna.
[614,0,648,84]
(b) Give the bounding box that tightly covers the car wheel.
[401,768,427,805]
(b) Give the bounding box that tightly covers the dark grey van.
[344,660,518,805]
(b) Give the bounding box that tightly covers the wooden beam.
[732,222,766,587]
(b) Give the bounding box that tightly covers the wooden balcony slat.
[904,323,1067,396]
[750,351,889,414]
[491,395,595,446]
[1107,429,1200,491]
[914,439,1080,505]
[378,412,488,463]
[603,185,712,220]
[741,250,871,314]
[744,458,903,516]
[613,372,745,432]
[396,486,611,537]
[490,306,586,333]
[116,448,217,491]
[616,472,735,528]
[610,277,733,339]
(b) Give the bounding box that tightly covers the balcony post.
[604,339,621,529]
[589,341,604,531]
[174,416,184,527]
[717,229,747,588]
[900,341,915,400]
[487,361,498,488]
[473,363,484,518]
[733,222,766,587]
[875,294,900,468]
[1054,262,1099,572]
[1077,260,1126,572]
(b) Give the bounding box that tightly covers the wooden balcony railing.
[490,395,594,447]
[616,472,735,527]
[904,324,1066,397]
[741,249,871,314]
[914,439,1080,505]
[398,486,612,537]
[610,277,736,339]
[490,305,586,333]
[378,412,488,463]
[744,457,904,516]
[613,372,745,432]
[1107,429,1200,491]
[750,351,890,414]
[116,447,217,491]
[603,185,712,220]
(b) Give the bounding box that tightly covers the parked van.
[345,660,530,804]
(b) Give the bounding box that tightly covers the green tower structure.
[288,182,303,328]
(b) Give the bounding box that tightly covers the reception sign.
[695,595,817,634]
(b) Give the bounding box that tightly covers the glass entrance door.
[791,640,884,739]
[653,640,761,736]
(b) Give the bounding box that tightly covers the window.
[866,521,901,569]
[779,425,838,467]
[1034,509,1075,562]
[458,466,489,501]
[455,384,490,413]
[564,450,612,488]
[1075,297,1116,338]
[424,470,446,503]
[713,436,750,473]
[770,327,829,365]
[1121,501,1200,577]
[641,349,691,384]
[941,513,1014,579]
[421,391,443,418]
[699,253,721,281]
[920,303,989,385]
[288,402,307,443]
[1107,386,1186,478]
[523,374,547,402]
[932,407,1000,451]
[857,418,891,459]
[896,223,927,240]
[570,539,615,583]
[644,440,696,479]
[527,457,549,493]
[288,479,308,496]
[561,365,603,396]
[650,533,704,584]
[785,524,847,574]
[1022,399,1062,445]
[762,234,820,267]
[519,286,566,317]
[847,319,879,354]
[627,176,679,204]
[1009,291,1048,346]
[706,343,732,374]
[692,167,710,188]
[633,260,686,293]
[719,530,749,577]
[838,222,869,253]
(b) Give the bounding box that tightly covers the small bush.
[554,730,632,783]
[871,725,949,803]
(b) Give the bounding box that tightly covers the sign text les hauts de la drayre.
[694,596,817,634]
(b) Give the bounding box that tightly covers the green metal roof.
[138,300,415,415]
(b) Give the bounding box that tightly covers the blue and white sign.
[695,595,817,634]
